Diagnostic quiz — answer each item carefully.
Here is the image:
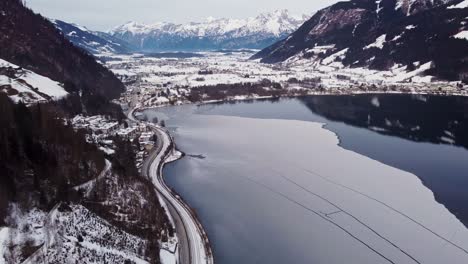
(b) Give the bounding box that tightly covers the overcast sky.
[25,0,337,31]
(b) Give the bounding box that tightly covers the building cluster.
[72,115,120,135]
[71,115,157,167]
[116,83,189,110]
[106,52,468,112]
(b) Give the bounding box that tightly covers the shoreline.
[131,90,468,264]
[130,108,214,264]
[133,89,468,111]
[141,101,468,264]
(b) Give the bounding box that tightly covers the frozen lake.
[143,94,468,264]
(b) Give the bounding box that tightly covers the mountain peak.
[110,10,306,36]
[108,10,307,51]
[205,16,217,22]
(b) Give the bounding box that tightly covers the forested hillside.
[0,1,171,263]
[0,0,125,116]
[0,93,105,224]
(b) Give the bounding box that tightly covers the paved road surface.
[133,108,213,264]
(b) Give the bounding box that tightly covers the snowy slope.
[0,59,68,104]
[394,0,453,15]
[2,203,151,264]
[110,10,307,51]
[52,20,133,54]
[254,0,468,82]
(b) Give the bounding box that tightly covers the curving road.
[131,108,213,264]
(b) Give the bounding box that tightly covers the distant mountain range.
[253,0,468,82]
[52,20,134,54]
[55,10,307,53]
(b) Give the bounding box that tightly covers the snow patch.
[322,48,349,65]
[160,249,177,264]
[448,0,468,9]
[365,34,387,49]
[453,30,468,40]
[391,61,433,82]
[0,59,68,104]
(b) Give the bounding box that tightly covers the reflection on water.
[193,95,468,227]
[300,95,468,149]
[143,94,468,264]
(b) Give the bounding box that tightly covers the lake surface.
[143,94,468,264]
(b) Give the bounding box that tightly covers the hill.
[253,0,468,82]
[0,0,125,115]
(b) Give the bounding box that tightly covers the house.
[116,127,138,140]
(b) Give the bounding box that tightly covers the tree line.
[0,93,105,225]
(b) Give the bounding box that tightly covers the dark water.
[144,94,468,264]
[142,52,205,58]
[193,95,468,227]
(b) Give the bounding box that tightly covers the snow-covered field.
[106,51,464,89]
[105,50,466,109]
[0,59,68,104]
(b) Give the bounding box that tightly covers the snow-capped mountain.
[53,20,133,54]
[110,10,308,51]
[254,0,468,82]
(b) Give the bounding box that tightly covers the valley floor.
[101,51,468,110]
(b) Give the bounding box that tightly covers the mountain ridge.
[253,0,468,82]
[52,19,134,55]
[109,10,308,51]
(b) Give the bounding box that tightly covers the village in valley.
[98,50,468,111]
[63,49,468,174]
[71,114,158,169]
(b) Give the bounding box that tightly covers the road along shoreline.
[130,107,213,264]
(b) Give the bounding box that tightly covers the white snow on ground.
[106,50,462,102]
[391,61,433,82]
[156,97,170,104]
[175,114,468,264]
[0,228,10,264]
[0,59,68,104]
[395,0,404,10]
[0,175,157,264]
[99,146,116,155]
[448,0,468,9]
[73,159,111,196]
[365,34,387,49]
[160,248,177,264]
[322,48,349,65]
[453,30,468,40]
[108,50,466,111]
[21,203,150,264]
[391,33,403,41]
[1,204,48,263]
